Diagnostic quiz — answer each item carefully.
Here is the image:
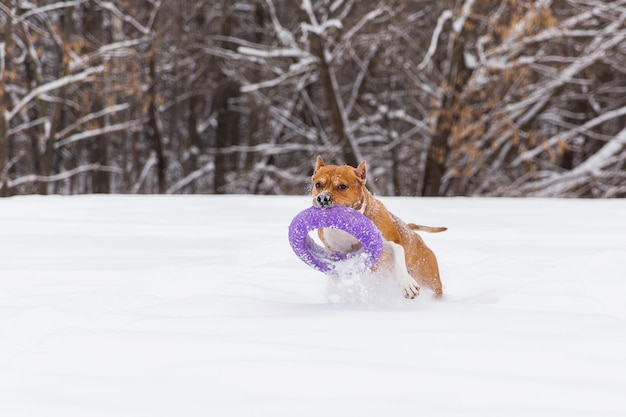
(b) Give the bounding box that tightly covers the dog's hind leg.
[407,245,443,299]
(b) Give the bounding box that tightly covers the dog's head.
[311,155,367,210]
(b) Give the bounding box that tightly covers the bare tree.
[438,0,626,197]
[1,0,625,198]
[0,0,157,195]
[206,0,442,194]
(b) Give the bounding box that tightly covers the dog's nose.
[316,193,332,208]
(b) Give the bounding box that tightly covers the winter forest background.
[1,0,625,198]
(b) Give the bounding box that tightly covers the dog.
[311,156,446,299]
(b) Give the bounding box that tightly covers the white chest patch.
[322,228,361,253]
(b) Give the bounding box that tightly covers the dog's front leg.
[382,241,420,299]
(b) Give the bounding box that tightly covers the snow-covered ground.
[1,195,625,417]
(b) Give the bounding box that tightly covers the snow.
[1,194,625,416]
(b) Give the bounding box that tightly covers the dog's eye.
[338,184,348,190]
[315,182,322,189]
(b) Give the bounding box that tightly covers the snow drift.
[1,195,625,416]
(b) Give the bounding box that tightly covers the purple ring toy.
[288,206,383,273]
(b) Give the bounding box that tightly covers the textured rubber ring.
[288,206,383,273]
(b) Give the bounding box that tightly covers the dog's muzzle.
[315,192,332,208]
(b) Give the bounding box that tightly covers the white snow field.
[1,195,625,417]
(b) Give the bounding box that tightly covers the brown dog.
[311,156,445,299]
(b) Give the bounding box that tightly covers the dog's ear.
[355,160,367,182]
[315,155,325,172]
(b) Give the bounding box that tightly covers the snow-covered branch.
[56,104,131,140]
[453,0,476,34]
[512,105,626,167]
[55,120,142,148]
[418,10,453,70]
[19,0,89,20]
[263,0,296,47]
[474,10,626,166]
[5,164,122,189]
[239,57,316,93]
[506,14,626,127]
[6,66,105,122]
[166,161,213,194]
[206,142,340,156]
[237,46,311,60]
[131,152,157,194]
[335,6,389,57]
[69,37,150,72]
[0,42,5,82]
[522,125,626,197]
[93,1,153,35]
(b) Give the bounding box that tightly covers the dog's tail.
[408,224,447,233]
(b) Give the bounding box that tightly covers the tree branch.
[6,66,105,122]
[5,164,122,189]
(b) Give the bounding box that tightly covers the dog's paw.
[399,276,420,299]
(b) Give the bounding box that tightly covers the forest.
[1,0,625,197]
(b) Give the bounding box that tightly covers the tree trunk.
[214,80,240,193]
[308,31,359,168]
[39,6,76,194]
[147,40,166,193]
[213,0,240,194]
[422,9,472,197]
[244,1,265,173]
[0,44,8,196]
[186,94,201,193]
